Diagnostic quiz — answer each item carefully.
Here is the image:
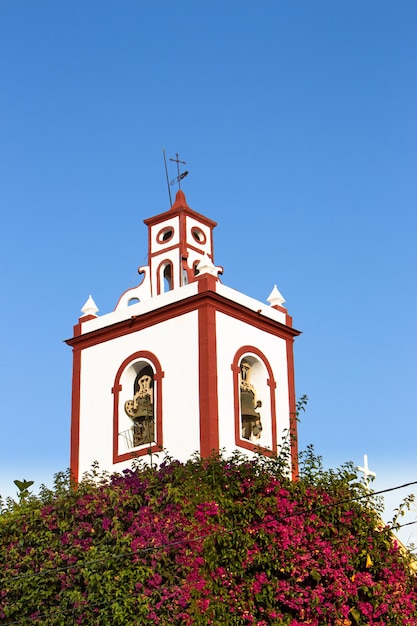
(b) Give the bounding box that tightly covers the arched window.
[112,352,164,463]
[239,357,263,442]
[231,347,277,454]
[157,260,174,294]
[124,364,154,447]
[163,263,172,292]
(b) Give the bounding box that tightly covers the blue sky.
[1,1,416,540]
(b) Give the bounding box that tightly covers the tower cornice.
[144,190,217,230]
[66,287,300,352]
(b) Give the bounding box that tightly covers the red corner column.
[68,315,96,483]
[197,273,220,457]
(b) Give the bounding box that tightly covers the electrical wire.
[2,516,417,626]
[1,480,416,625]
[1,480,416,585]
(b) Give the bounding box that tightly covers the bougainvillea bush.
[0,450,416,625]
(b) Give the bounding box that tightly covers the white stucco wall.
[75,276,294,477]
[77,310,200,477]
[216,283,287,324]
[149,216,180,254]
[215,311,291,459]
[80,282,199,333]
[185,215,212,256]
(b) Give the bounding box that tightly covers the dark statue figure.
[240,360,262,441]
[124,365,155,446]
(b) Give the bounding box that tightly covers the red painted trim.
[144,204,217,231]
[272,304,287,315]
[210,228,215,264]
[191,227,207,245]
[142,193,218,298]
[179,242,213,257]
[156,226,174,244]
[80,314,97,324]
[69,345,82,482]
[73,320,83,337]
[198,303,219,457]
[144,192,217,283]
[147,219,152,271]
[231,346,277,456]
[182,256,196,285]
[114,267,148,309]
[192,260,200,279]
[112,351,164,464]
[65,290,300,351]
[197,272,218,293]
[179,211,188,263]
[148,241,214,283]
[286,337,299,479]
[148,242,182,258]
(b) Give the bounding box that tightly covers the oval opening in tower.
[191,227,206,244]
[157,227,174,243]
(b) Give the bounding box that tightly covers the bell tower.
[115,190,217,306]
[66,190,300,482]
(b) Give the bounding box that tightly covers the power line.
[2,516,417,626]
[2,480,416,586]
[1,481,416,625]
[3,515,417,626]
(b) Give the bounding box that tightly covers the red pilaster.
[286,337,299,479]
[197,274,219,456]
[70,344,82,483]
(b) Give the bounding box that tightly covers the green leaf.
[350,607,361,624]
[310,569,321,582]
[14,479,34,492]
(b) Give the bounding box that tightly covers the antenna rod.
[162,147,172,207]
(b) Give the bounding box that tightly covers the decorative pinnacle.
[81,295,99,317]
[196,254,221,278]
[267,285,286,308]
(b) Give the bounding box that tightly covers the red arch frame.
[156,259,174,294]
[231,346,277,456]
[112,351,164,463]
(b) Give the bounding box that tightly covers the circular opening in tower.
[157,227,174,243]
[191,227,206,244]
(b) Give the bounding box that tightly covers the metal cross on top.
[169,153,189,190]
[162,148,190,208]
[357,454,376,488]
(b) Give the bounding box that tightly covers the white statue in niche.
[124,365,154,446]
[239,359,262,441]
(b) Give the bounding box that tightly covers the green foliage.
[13,479,34,503]
[0,452,416,625]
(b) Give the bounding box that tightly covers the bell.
[133,395,153,419]
[133,420,155,446]
[125,394,153,419]
[240,390,261,419]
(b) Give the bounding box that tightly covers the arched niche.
[112,351,164,463]
[231,346,277,455]
[157,260,174,294]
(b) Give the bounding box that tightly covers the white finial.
[81,295,99,317]
[267,284,286,307]
[357,454,376,488]
[197,253,221,277]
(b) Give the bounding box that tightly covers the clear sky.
[1,1,416,542]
